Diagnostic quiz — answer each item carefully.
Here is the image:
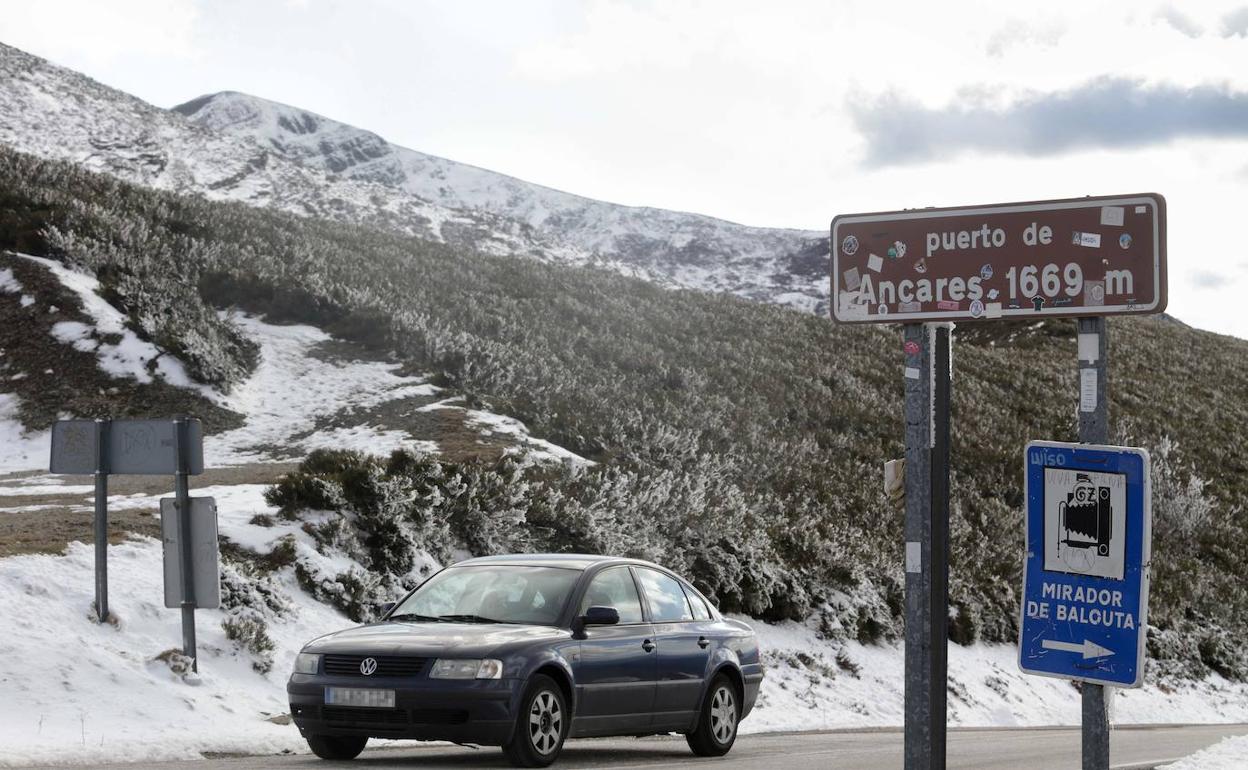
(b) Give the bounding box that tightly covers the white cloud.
[0,0,201,67]
[1155,4,1205,38]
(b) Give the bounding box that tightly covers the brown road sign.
[830,193,1166,324]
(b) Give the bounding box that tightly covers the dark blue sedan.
[288,554,764,767]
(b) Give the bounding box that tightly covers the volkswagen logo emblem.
[359,657,378,676]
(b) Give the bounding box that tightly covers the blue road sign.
[1018,441,1151,688]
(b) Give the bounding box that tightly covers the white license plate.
[324,687,396,709]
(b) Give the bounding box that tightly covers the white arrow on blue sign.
[1018,441,1152,688]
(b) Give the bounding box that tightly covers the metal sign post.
[1079,317,1111,770]
[50,417,208,649]
[902,324,951,770]
[93,420,110,622]
[174,418,198,671]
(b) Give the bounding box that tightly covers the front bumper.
[288,674,522,745]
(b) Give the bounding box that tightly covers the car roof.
[451,553,666,572]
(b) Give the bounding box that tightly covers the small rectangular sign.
[50,420,100,474]
[1018,441,1151,688]
[111,420,203,475]
[50,419,203,475]
[830,193,1167,324]
[1080,369,1098,413]
[160,497,220,610]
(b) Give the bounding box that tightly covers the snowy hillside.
[0,251,585,474]
[0,43,583,265]
[174,91,828,311]
[0,41,828,315]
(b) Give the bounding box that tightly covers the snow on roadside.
[743,617,1248,735]
[0,476,457,766]
[0,537,324,766]
[1161,734,1248,769]
[0,483,361,766]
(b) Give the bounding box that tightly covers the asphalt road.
[27,724,1247,770]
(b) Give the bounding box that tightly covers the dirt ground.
[0,463,297,557]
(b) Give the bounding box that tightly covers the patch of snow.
[0,394,50,472]
[1162,734,1248,769]
[18,255,214,398]
[0,479,95,497]
[463,409,594,468]
[208,314,583,466]
[206,314,439,464]
[0,268,21,293]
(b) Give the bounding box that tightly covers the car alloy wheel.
[528,689,563,755]
[709,684,737,744]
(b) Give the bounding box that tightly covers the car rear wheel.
[503,673,568,768]
[306,734,367,760]
[686,673,740,757]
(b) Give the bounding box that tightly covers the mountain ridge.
[0,41,827,314]
[172,89,829,312]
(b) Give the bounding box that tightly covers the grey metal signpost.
[1078,316,1111,770]
[902,324,951,770]
[50,417,210,668]
[93,420,110,622]
[175,418,197,671]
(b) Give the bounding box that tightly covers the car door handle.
[642,639,656,653]
[697,636,710,649]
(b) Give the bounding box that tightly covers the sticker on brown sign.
[829,194,1166,324]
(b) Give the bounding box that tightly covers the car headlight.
[293,652,321,675]
[430,658,504,680]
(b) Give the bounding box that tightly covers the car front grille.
[311,706,470,727]
[322,706,409,725]
[322,654,428,677]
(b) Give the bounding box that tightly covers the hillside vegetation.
[1,146,1246,680]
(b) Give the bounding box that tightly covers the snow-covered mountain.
[0,43,587,265]
[0,42,828,312]
[174,91,828,311]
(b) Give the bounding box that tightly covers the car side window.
[578,567,644,624]
[636,568,693,623]
[683,584,711,621]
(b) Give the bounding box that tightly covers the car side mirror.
[572,605,620,637]
[377,601,396,618]
[584,605,620,626]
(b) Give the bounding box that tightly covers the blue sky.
[2,0,1248,337]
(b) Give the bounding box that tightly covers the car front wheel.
[503,673,568,767]
[306,734,367,760]
[686,673,740,756]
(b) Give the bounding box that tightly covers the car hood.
[303,621,570,657]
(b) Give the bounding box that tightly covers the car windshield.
[390,565,581,626]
